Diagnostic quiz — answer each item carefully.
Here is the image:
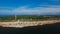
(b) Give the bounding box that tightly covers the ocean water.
[0,22,60,34]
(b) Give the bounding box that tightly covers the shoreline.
[0,20,60,28]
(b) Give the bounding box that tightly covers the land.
[0,20,60,28]
[0,22,60,34]
[0,15,60,22]
[0,15,60,27]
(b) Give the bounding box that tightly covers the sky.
[0,0,60,15]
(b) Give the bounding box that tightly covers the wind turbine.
[14,11,17,21]
[14,10,19,22]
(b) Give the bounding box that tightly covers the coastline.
[0,20,60,28]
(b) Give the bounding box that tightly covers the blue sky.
[0,0,60,15]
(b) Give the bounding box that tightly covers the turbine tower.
[14,11,17,21]
[15,13,16,21]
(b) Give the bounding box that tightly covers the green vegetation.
[0,15,60,22]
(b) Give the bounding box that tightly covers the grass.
[0,15,60,22]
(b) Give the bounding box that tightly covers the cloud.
[39,5,60,8]
[49,0,60,4]
[12,5,60,15]
[50,0,60,1]
[0,5,60,15]
[0,10,13,15]
[0,6,16,15]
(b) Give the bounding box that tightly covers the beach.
[0,20,60,28]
